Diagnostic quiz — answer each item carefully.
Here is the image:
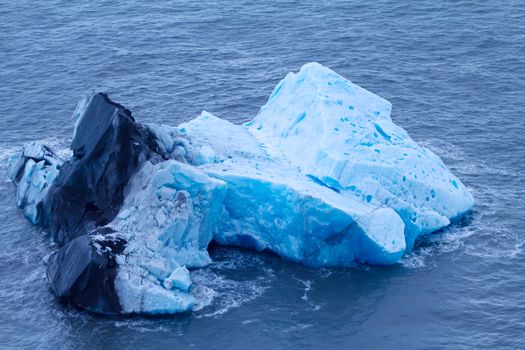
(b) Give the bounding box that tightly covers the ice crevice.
[7,63,474,315]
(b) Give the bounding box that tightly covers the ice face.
[8,142,62,225]
[110,160,227,314]
[210,168,406,266]
[153,111,406,266]
[249,62,474,250]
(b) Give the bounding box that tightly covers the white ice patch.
[112,160,227,314]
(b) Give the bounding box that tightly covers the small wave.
[282,323,314,333]
[402,203,523,269]
[294,277,321,311]
[241,319,257,325]
[464,225,524,260]
[191,263,273,318]
[400,246,435,269]
[191,284,218,312]
[401,220,477,269]
[317,267,333,279]
[113,319,175,334]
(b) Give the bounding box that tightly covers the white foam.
[283,323,314,333]
[191,268,270,318]
[295,277,321,311]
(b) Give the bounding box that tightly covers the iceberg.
[248,63,474,250]
[8,142,62,225]
[7,63,474,315]
[150,112,407,266]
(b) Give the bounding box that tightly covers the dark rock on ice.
[9,93,163,314]
[46,93,159,245]
[46,228,126,314]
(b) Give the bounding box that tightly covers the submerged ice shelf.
[8,63,474,315]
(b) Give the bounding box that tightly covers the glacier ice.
[110,160,227,314]
[8,142,62,225]
[151,112,407,266]
[248,62,474,250]
[7,63,474,315]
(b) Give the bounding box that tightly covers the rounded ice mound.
[355,208,406,265]
[249,62,474,250]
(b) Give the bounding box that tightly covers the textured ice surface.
[8,142,62,224]
[249,62,475,249]
[111,160,227,314]
[150,111,407,266]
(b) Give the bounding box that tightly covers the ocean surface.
[1,1,524,349]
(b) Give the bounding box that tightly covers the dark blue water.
[1,1,524,349]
